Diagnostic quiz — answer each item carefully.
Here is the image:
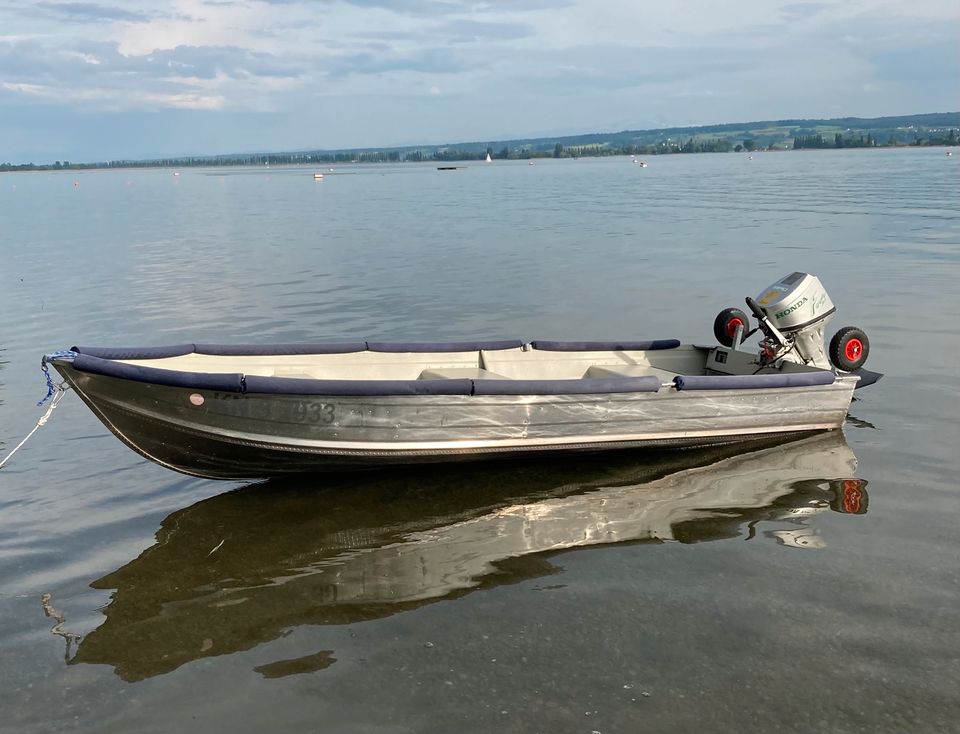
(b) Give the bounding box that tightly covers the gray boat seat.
[584,365,678,383]
[418,367,511,380]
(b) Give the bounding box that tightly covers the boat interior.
[75,339,825,385]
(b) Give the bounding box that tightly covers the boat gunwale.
[69,339,683,360]
[50,345,842,398]
[51,358,857,479]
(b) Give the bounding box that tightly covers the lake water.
[1,149,958,733]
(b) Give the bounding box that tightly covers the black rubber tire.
[713,308,750,347]
[829,326,870,371]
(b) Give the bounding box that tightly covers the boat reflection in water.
[72,431,867,681]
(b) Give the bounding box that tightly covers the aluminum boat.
[47,272,881,479]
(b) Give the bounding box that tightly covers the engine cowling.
[754,272,836,333]
[752,272,837,369]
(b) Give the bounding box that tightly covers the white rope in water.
[0,385,68,470]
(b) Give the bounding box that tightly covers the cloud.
[0,39,305,111]
[0,0,958,162]
[34,2,152,22]
[438,19,533,43]
[779,2,831,21]
[144,44,306,79]
[250,0,465,13]
[325,47,469,79]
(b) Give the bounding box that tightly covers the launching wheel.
[829,326,870,371]
[713,308,750,347]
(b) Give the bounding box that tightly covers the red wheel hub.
[842,479,863,514]
[844,338,863,362]
[725,318,744,338]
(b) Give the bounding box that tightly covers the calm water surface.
[1,149,958,733]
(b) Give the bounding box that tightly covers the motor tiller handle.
[745,297,766,321]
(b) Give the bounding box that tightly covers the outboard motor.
[713,272,870,371]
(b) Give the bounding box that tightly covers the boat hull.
[54,362,856,479]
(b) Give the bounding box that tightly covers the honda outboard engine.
[713,272,870,371]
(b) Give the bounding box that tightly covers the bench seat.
[584,365,678,383]
[418,367,510,380]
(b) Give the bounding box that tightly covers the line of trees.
[2,129,956,172]
[794,129,958,149]
[794,133,878,149]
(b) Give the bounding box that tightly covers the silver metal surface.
[54,361,857,479]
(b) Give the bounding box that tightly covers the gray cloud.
[2,0,957,163]
[34,2,152,22]
[252,0,461,13]
[438,19,533,43]
[463,44,755,94]
[0,39,306,111]
[0,40,305,81]
[326,47,469,79]
[779,3,831,21]
[248,0,572,12]
[142,45,307,79]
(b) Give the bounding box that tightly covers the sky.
[0,0,957,163]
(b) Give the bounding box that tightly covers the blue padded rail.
[72,341,521,358]
[244,376,473,396]
[472,376,661,396]
[365,340,524,352]
[531,339,680,352]
[674,372,836,391]
[72,345,196,360]
[68,353,662,397]
[71,354,245,392]
[196,342,367,356]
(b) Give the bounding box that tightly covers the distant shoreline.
[1,142,956,175]
[3,111,957,173]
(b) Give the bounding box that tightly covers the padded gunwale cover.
[73,340,525,359]
[197,343,367,356]
[244,375,474,396]
[365,340,524,352]
[674,372,835,390]
[73,345,196,360]
[66,354,664,396]
[71,354,245,392]
[531,339,680,351]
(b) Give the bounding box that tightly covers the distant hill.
[2,112,958,171]
[422,112,960,155]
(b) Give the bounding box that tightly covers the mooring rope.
[0,352,74,470]
[41,592,82,663]
[38,350,77,406]
[0,386,68,470]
